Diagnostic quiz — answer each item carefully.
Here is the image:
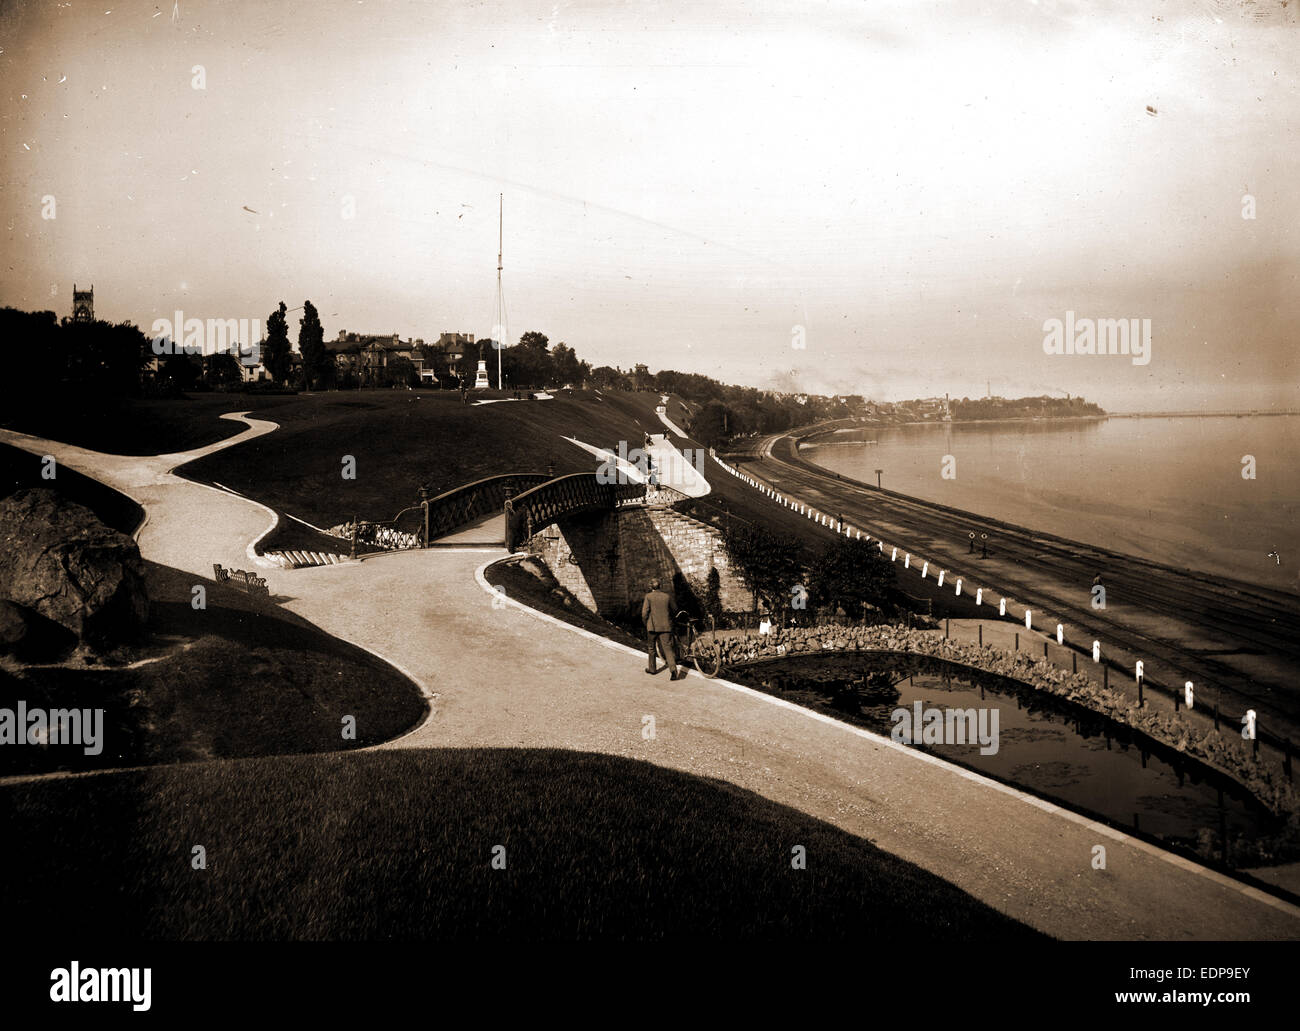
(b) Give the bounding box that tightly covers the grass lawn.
[0,391,299,455]
[0,747,1048,941]
[0,559,426,774]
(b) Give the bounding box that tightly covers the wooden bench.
[213,564,270,597]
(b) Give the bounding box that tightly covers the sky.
[2,0,1297,411]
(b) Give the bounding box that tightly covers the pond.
[731,652,1283,871]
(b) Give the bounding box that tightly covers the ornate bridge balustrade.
[424,473,551,543]
[505,474,649,551]
[326,473,552,553]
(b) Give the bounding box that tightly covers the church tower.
[72,284,94,322]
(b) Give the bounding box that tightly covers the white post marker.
[1093,640,1101,663]
[1185,681,1194,710]
[955,578,962,597]
[892,547,898,561]
[904,553,910,569]
[1135,659,1144,683]
[999,598,1006,616]
[1056,623,1064,645]
[1244,709,1256,741]
[1025,609,1032,630]
[938,571,946,587]
[921,561,928,578]
[975,587,982,605]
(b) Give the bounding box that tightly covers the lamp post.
[874,468,883,488]
[417,483,432,547]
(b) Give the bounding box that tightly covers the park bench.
[212,564,270,597]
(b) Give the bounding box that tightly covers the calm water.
[804,415,1300,594]
[736,653,1273,864]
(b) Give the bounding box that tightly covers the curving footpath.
[1,419,1298,940]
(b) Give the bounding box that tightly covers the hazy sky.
[3,0,1297,410]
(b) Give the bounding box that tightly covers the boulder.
[0,489,149,649]
[0,598,76,662]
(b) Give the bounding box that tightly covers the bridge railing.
[506,474,654,551]
[328,473,553,552]
[425,473,551,543]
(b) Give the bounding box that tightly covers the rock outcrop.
[0,488,149,649]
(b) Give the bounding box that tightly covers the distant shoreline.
[803,411,1297,439]
[1106,410,1299,418]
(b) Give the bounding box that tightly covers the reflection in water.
[735,652,1282,869]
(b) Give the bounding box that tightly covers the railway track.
[724,429,1300,736]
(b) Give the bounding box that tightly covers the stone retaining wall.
[525,505,753,619]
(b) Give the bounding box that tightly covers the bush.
[721,522,805,614]
[808,536,895,616]
[704,567,722,622]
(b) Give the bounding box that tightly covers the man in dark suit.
[642,577,684,680]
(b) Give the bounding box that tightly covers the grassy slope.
[0,560,427,774]
[0,392,298,455]
[0,748,1047,942]
[179,389,684,530]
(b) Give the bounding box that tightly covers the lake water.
[803,415,1300,595]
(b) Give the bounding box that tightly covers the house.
[328,331,427,385]
[416,331,478,384]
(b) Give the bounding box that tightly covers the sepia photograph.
[1,0,1296,1015]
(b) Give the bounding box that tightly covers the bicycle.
[674,610,722,678]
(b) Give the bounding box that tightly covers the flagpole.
[497,193,503,390]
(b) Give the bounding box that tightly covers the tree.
[551,342,582,387]
[590,366,631,391]
[518,330,549,352]
[159,353,200,390]
[688,400,734,447]
[382,355,418,387]
[205,353,243,388]
[298,300,330,389]
[722,522,805,615]
[808,536,895,617]
[456,339,481,387]
[262,301,291,384]
[703,566,722,622]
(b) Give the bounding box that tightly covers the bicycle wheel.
[690,615,722,678]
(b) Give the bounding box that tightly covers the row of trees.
[3,307,152,405]
[414,331,593,391]
[0,301,856,426]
